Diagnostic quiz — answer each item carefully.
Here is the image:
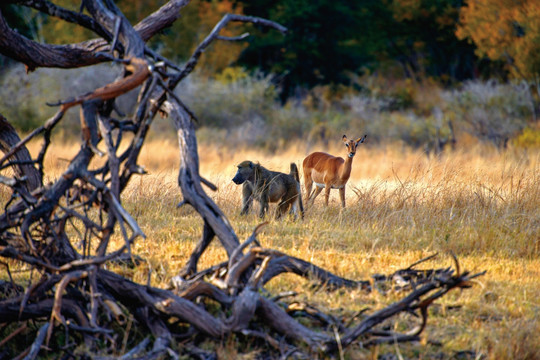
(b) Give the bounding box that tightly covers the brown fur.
[232,161,304,220]
[303,134,366,208]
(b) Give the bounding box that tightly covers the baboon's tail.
[290,163,304,219]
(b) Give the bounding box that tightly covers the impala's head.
[342,134,367,158]
[232,160,257,185]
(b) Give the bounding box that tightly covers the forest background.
[1,0,540,152]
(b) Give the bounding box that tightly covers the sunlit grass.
[3,138,540,359]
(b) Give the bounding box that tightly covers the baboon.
[232,161,304,220]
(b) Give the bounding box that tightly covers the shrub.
[513,126,540,148]
[0,63,133,135]
[177,69,276,130]
[0,66,535,151]
[442,80,533,148]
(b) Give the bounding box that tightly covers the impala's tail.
[290,163,304,219]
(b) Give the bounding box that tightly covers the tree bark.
[0,114,41,192]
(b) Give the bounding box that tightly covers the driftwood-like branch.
[82,0,145,58]
[49,57,150,112]
[164,98,241,258]
[133,0,190,42]
[0,115,41,192]
[0,9,109,72]
[0,1,483,358]
[0,0,189,71]
[170,13,287,87]
[11,0,111,40]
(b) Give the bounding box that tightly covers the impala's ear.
[342,135,348,143]
[355,134,367,146]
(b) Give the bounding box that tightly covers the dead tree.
[0,1,484,358]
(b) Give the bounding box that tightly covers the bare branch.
[216,33,250,41]
[0,115,41,191]
[0,110,64,177]
[24,323,49,360]
[11,0,111,39]
[82,0,144,58]
[170,13,287,86]
[0,0,189,71]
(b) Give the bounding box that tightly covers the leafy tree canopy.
[4,0,530,96]
[235,0,481,96]
[456,0,540,80]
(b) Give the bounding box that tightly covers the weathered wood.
[165,99,241,258]
[82,0,145,58]
[258,250,371,290]
[0,1,189,71]
[0,114,41,192]
[0,10,109,71]
[23,323,49,360]
[178,220,216,277]
[9,0,111,40]
[0,298,88,325]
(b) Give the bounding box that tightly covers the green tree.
[236,0,482,97]
[237,0,371,96]
[151,0,247,75]
[0,4,45,70]
[385,0,480,81]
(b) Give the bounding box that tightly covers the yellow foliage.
[192,0,248,75]
[215,66,249,84]
[513,126,540,148]
[457,0,540,79]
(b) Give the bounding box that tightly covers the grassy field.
[4,138,540,359]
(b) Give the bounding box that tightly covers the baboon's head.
[342,134,367,158]
[232,160,256,185]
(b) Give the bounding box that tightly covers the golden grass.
[4,139,540,359]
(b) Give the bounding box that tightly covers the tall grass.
[1,60,538,356]
[5,139,537,358]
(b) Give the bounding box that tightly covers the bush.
[0,63,134,135]
[177,69,276,130]
[513,126,540,148]
[442,80,533,148]
[0,65,535,151]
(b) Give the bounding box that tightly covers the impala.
[303,134,367,208]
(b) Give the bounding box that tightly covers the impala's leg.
[324,184,331,206]
[339,187,346,208]
[304,171,313,204]
[309,186,324,206]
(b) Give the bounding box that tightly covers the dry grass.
[4,138,540,359]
